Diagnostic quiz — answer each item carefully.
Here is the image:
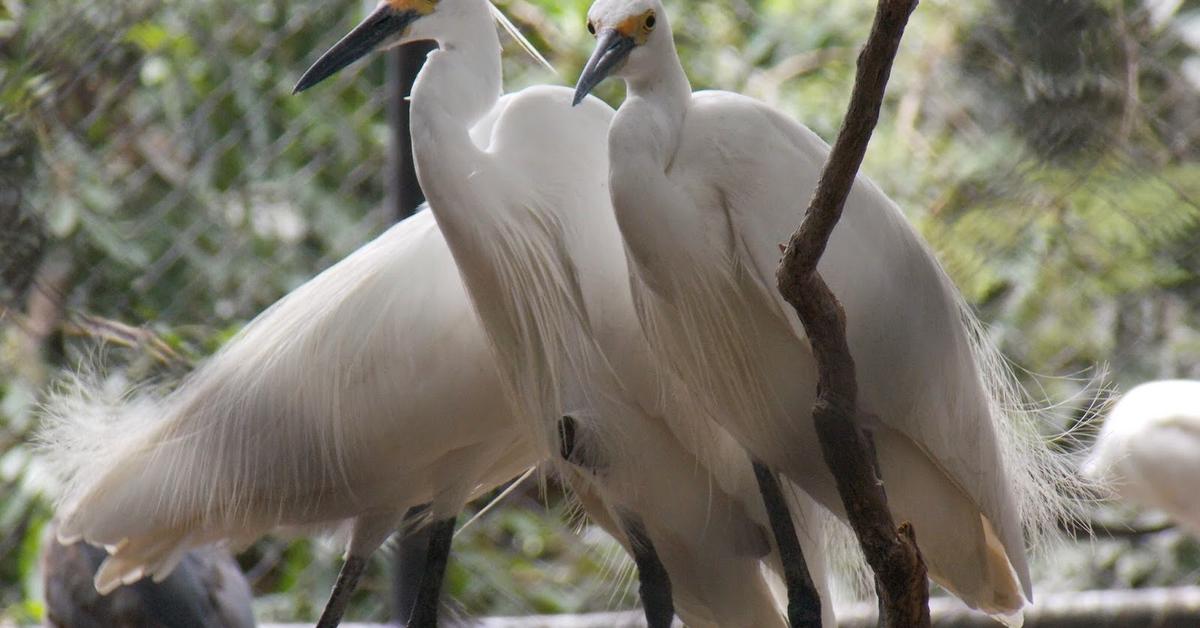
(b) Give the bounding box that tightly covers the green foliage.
[2,0,1199,621]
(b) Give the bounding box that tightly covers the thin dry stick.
[775,0,929,626]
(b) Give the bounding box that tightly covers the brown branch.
[774,1,928,627]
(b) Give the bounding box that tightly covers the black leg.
[316,555,366,628]
[405,516,457,628]
[621,516,675,628]
[393,505,432,624]
[752,460,823,628]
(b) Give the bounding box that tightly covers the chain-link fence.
[3,1,391,333]
[3,0,1200,624]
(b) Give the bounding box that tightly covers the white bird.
[42,210,536,625]
[1085,380,1200,534]
[39,13,833,626]
[572,0,1079,623]
[293,0,837,625]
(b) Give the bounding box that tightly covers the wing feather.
[670,91,1050,604]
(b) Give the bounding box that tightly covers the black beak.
[572,28,635,106]
[293,4,422,94]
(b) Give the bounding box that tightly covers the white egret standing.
[294,0,835,625]
[42,210,537,627]
[1085,380,1200,534]
[573,0,1078,622]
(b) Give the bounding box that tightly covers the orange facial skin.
[612,10,654,44]
[387,0,437,15]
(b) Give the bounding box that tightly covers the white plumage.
[43,1,839,625]
[42,209,535,594]
[1085,379,1200,534]
[303,0,836,623]
[573,0,1082,622]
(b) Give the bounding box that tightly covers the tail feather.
[958,305,1105,559]
[93,529,190,594]
[38,212,538,592]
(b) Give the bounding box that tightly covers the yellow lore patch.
[615,10,655,44]
[387,0,437,15]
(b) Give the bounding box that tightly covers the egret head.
[293,0,467,93]
[572,0,670,105]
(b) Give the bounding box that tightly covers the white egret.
[1085,380,1200,534]
[42,210,537,626]
[293,0,836,625]
[41,520,255,628]
[42,203,825,627]
[573,0,1078,622]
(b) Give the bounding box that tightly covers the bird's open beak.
[572,28,635,106]
[293,3,423,94]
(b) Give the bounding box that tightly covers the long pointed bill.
[572,28,635,106]
[294,3,422,94]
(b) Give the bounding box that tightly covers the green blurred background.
[1,0,1199,623]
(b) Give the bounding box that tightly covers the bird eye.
[644,14,656,29]
[586,21,596,35]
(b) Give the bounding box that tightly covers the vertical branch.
[774,1,929,626]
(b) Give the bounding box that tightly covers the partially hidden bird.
[1085,379,1200,535]
[572,0,1082,623]
[292,0,836,625]
[41,519,256,628]
[41,209,537,626]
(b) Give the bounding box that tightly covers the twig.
[774,1,928,627]
[64,311,190,370]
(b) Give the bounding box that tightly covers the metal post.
[386,41,437,625]
[385,43,435,221]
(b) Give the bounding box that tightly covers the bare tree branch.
[774,0,927,626]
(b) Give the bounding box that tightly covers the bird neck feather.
[410,4,503,132]
[616,43,691,167]
[407,1,503,238]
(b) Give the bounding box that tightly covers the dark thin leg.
[405,516,457,628]
[621,516,675,628]
[393,505,432,624]
[316,555,366,628]
[752,460,823,628]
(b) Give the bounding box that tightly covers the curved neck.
[606,45,708,287]
[409,2,503,144]
[407,0,504,251]
[615,42,692,166]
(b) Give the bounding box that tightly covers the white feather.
[403,0,839,622]
[587,0,1094,620]
[39,210,536,591]
[488,2,555,74]
[1085,380,1200,534]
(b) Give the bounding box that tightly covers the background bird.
[1085,379,1200,535]
[40,209,536,626]
[41,519,255,628]
[293,0,837,625]
[572,0,1085,623]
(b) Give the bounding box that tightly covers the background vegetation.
[1,0,1198,622]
